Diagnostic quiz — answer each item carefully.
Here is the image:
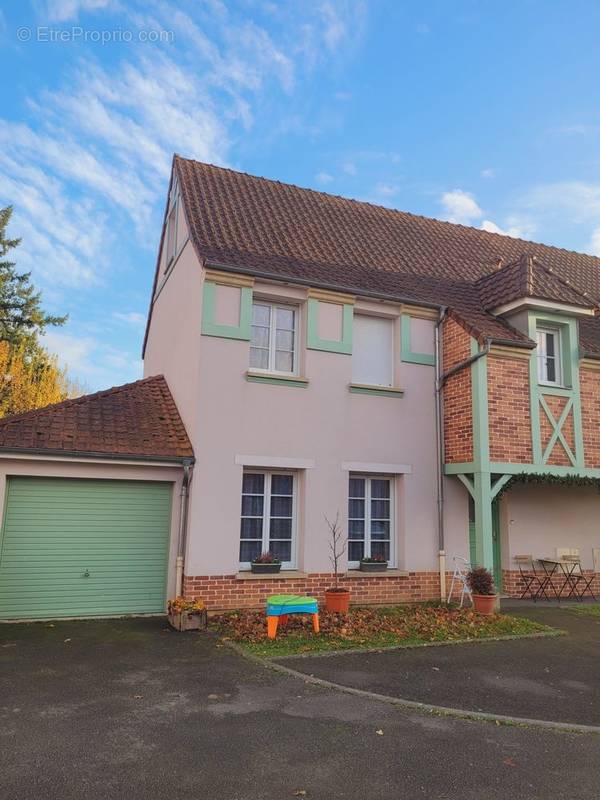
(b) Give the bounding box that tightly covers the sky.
[2,0,600,390]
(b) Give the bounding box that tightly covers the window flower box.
[359,557,388,573]
[251,552,282,574]
[167,598,208,631]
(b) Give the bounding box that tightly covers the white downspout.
[175,460,192,597]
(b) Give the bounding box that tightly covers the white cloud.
[440,189,483,225]
[41,0,113,22]
[113,311,146,327]
[316,171,334,185]
[481,168,496,179]
[43,330,142,388]
[374,182,398,198]
[480,218,532,239]
[342,161,357,175]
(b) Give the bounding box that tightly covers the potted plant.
[167,597,208,631]
[251,551,282,574]
[359,554,388,572]
[324,513,351,613]
[466,566,498,615]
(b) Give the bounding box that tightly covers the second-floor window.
[352,314,394,386]
[536,327,562,385]
[165,180,179,269]
[250,302,297,374]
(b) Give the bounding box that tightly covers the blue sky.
[2,0,600,390]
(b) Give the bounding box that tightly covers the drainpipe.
[435,331,492,601]
[175,459,193,597]
[434,307,448,601]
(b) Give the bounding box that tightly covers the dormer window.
[536,326,562,385]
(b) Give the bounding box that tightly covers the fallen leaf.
[63,638,71,643]
[432,666,440,671]
[133,695,144,700]
[503,757,517,767]
[375,729,384,736]
[293,791,306,796]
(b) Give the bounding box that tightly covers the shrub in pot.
[167,597,208,631]
[251,552,282,574]
[466,566,498,615]
[324,513,350,613]
[359,554,388,572]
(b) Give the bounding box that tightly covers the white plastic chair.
[447,556,472,607]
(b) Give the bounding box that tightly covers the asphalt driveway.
[1,615,600,800]
[278,606,600,726]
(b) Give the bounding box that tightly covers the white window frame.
[249,301,299,375]
[352,313,395,387]
[239,470,297,570]
[348,474,395,569]
[536,326,562,386]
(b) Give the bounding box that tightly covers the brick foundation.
[183,571,444,611]
[502,569,600,598]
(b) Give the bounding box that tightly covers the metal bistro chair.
[447,556,472,607]
[561,554,596,601]
[514,555,550,601]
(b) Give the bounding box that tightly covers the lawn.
[212,603,553,658]
[568,604,600,616]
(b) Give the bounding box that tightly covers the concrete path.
[1,616,599,800]
[278,607,600,726]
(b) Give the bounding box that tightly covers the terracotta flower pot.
[325,588,351,613]
[472,594,498,615]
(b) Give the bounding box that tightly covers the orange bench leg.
[312,613,320,634]
[279,614,288,627]
[267,615,279,639]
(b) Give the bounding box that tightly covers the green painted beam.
[306,298,353,354]
[201,281,252,340]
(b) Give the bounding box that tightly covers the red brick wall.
[183,571,444,611]
[487,354,533,463]
[443,317,473,463]
[580,367,600,468]
[502,569,600,598]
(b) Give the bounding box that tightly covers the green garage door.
[0,477,173,620]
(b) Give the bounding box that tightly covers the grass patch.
[568,604,600,616]
[212,603,553,658]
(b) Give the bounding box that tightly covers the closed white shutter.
[352,314,393,386]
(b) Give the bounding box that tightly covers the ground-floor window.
[348,474,394,567]
[239,471,296,569]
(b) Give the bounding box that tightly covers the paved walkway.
[278,606,600,726]
[1,615,599,800]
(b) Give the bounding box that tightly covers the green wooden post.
[472,470,494,569]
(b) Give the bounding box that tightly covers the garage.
[0,477,173,620]
[0,375,194,622]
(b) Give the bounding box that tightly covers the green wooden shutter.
[0,477,172,620]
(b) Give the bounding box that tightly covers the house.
[2,155,600,619]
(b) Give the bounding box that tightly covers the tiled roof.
[0,376,193,461]
[476,254,595,311]
[172,156,600,352]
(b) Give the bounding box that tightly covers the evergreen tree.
[0,205,67,345]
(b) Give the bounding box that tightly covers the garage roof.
[0,375,193,462]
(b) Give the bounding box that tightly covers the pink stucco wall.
[0,457,183,600]
[145,259,470,578]
[501,483,600,570]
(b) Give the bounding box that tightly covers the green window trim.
[306,298,353,354]
[246,372,309,388]
[348,383,404,398]
[400,315,435,366]
[201,281,252,340]
[527,312,584,468]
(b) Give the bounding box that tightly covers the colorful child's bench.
[266,594,320,639]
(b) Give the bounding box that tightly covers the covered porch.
[446,465,600,598]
